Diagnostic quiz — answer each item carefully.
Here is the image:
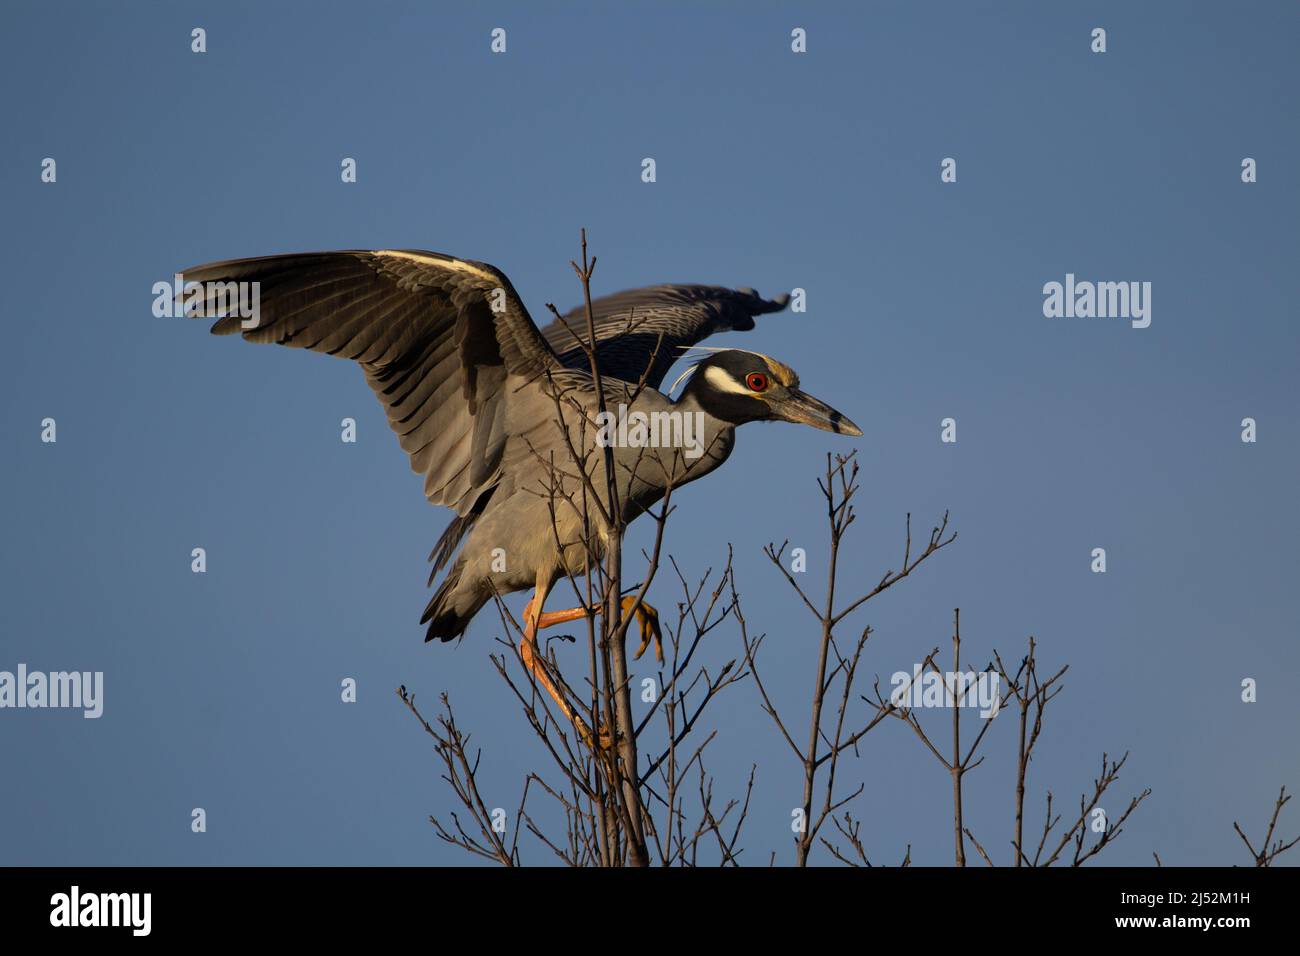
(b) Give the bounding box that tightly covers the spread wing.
[177,249,560,516]
[540,284,790,390]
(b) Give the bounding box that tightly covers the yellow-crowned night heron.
[180,249,861,727]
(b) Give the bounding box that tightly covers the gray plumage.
[179,248,859,647]
[428,284,792,581]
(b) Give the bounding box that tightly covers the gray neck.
[670,389,737,479]
[609,390,738,522]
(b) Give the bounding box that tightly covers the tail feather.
[421,563,489,642]
[427,513,477,585]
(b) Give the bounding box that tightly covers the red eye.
[746,372,768,392]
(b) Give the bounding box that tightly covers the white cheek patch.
[703,365,760,397]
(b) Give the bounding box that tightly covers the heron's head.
[674,350,863,436]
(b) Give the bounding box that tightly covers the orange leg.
[519,582,603,745]
[533,605,592,629]
[534,596,664,664]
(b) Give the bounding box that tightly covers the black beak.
[774,388,863,437]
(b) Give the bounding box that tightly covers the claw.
[626,597,663,663]
[579,719,617,751]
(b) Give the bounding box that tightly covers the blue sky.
[1,1,1297,865]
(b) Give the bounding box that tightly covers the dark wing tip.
[737,288,790,315]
